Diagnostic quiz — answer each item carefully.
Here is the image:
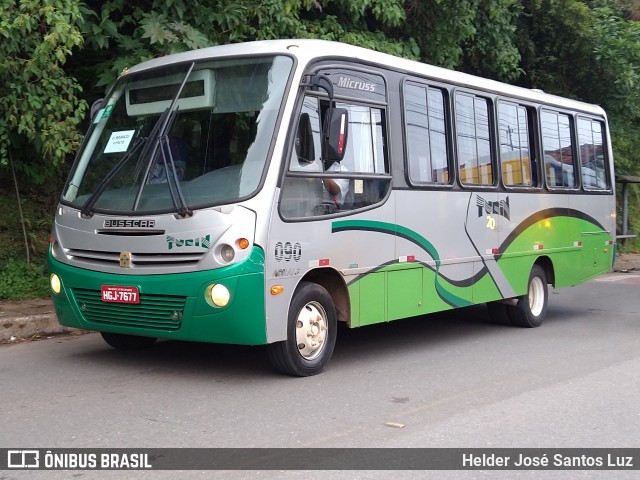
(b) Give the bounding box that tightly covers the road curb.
[0,312,76,343]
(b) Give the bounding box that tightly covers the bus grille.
[72,289,186,331]
[66,248,205,267]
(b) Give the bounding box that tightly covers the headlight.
[207,283,230,307]
[50,274,61,294]
[220,244,235,263]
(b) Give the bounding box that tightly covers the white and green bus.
[49,40,616,376]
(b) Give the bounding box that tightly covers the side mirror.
[322,108,348,162]
[295,113,315,163]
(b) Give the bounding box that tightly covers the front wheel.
[509,265,548,328]
[100,332,157,350]
[267,282,337,376]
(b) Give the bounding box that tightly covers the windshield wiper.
[131,106,173,183]
[80,104,172,217]
[157,133,192,217]
[80,135,146,217]
[132,63,195,217]
[82,62,196,218]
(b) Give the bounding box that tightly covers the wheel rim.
[295,301,328,360]
[528,276,545,317]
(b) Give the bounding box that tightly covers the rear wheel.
[509,265,548,328]
[100,332,157,350]
[267,282,337,376]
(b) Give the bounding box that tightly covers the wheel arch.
[534,255,555,287]
[301,267,351,325]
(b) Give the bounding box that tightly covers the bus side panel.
[339,191,479,325]
[349,272,386,327]
[570,193,615,282]
[329,201,398,328]
[395,190,496,308]
[496,191,569,295]
[387,265,423,320]
[330,190,614,331]
[496,192,614,292]
[263,197,396,339]
[263,208,322,343]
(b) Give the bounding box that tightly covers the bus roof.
[125,39,606,117]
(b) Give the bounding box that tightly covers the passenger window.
[404,83,449,184]
[280,96,390,219]
[578,118,609,190]
[498,102,535,187]
[337,102,387,175]
[541,110,577,189]
[456,92,493,186]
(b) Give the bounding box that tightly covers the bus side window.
[541,110,576,189]
[577,118,609,190]
[498,102,535,187]
[455,92,494,186]
[404,82,449,185]
[335,102,389,208]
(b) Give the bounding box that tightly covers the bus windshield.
[62,55,293,214]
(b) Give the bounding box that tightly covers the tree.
[404,0,522,81]
[516,0,640,174]
[0,0,87,184]
[74,0,419,90]
[0,0,88,262]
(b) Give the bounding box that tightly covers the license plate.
[101,285,140,304]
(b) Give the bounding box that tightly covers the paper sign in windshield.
[104,130,135,153]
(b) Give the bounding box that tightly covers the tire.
[509,264,548,328]
[100,332,157,350]
[267,282,337,376]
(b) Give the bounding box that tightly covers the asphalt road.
[1,272,639,479]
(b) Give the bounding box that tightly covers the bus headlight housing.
[207,283,230,307]
[51,240,62,258]
[220,244,235,263]
[50,274,62,294]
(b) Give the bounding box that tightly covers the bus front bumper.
[48,248,267,345]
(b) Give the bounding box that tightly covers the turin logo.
[477,195,510,221]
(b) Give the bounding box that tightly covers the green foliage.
[588,6,640,119]
[0,258,50,301]
[78,0,419,88]
[0,0,88,184]
[516,0,640,185]
[517,1,640,118]
[461,0,523,81]
[0,181,57,261]
[404,0,522,81]
[610,118,640,176]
